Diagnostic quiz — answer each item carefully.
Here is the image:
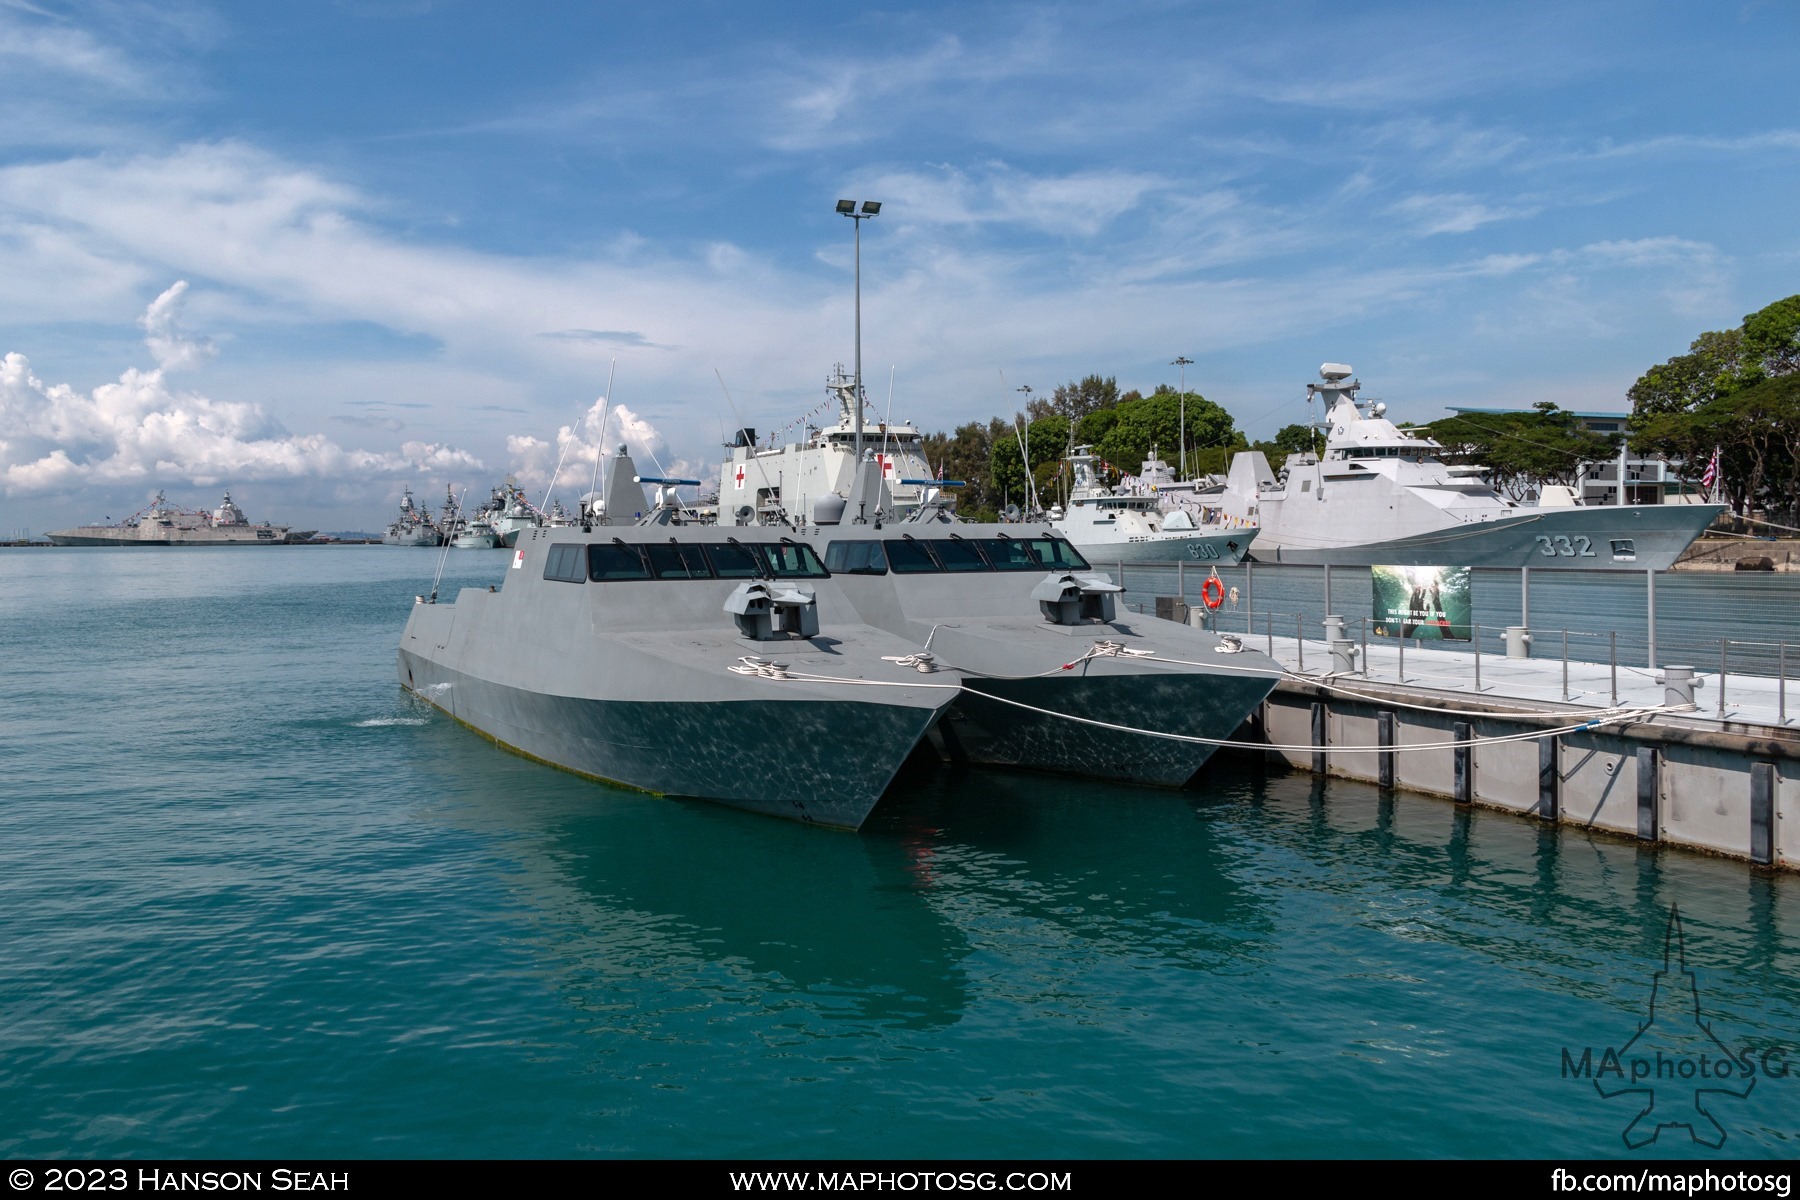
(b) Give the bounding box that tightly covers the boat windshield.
[923,539,990,572]
[645,542,714,579]
[1026,537,1090,570]
[758,542,831,579]
[587,543,651,581]
[822,540,888,575]
[883,538,939,574]
[543,543,587,583]
[971,538,1041,571]
[702,543,764,578]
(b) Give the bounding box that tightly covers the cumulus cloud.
[0,285,483,496]
[500,396,705,499]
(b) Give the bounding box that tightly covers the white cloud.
[0,285,483,497]
[139,280,216,370]
[1389,192,1541,236]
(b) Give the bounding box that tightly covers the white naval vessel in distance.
[1051,445,1256,566]
[47,491,316,546]
[1217,364,1724,570]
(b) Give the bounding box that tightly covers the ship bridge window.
[702,543,764,578]
[543,543,587,583]
[823,540,887,575]
[759,541,831,579]
[925,539,990,572]
[883,538,939,574]
[1025,537,1091,570]
[646,542,714,580]
[973,538,1041,571]
[587,543,652,581]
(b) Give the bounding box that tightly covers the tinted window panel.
[645,542,714,579]
[883,539,938,574]
[823,540,888,575]
[973,538,1040,571]
[587,543,651,581]
[759,542,831,579]
[543,543,587,582]
[926,539,990,572]
[702,543,764,578]
[1027,538,1090,569]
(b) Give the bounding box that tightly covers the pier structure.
[1116,559,1796,871]
[1217,624,1795,871]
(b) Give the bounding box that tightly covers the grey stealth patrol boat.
[397,513,962,830]
[813,519,1284,787]
[722,453,1286,788]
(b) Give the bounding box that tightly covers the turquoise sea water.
[1,547,1796,1160]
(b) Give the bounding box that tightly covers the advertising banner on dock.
[1372,565,1471,640]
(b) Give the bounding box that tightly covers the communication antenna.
[586,358,617,521]
[427,486,466,604]
[538,404,583,515]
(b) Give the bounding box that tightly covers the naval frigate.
[1216,364,1723,570]
[397,465,964,828]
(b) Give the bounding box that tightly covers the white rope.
[961,688,1672,753]
[724,651,1676,753]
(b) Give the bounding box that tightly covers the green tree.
[1627,294,1800,517]
[1050,374,1123,422]
[990,414,1070,514]
[1251,422,1324,459]
[1089,391,1235,479]
[919,419,1001,519]
[1425,404,1620,500]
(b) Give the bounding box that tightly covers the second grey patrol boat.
[721,428,1286,788]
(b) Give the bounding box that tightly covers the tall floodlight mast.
[1172,356,1194,479]
[836,199,882,463]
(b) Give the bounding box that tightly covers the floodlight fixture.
[836,199,856,214]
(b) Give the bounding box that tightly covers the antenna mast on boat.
[427,487,465,604]
[585,358,617,524]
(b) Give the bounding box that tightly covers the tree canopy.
[917,375,1242,517]
[1627,293,1800,520]
[1424,403,1621,500]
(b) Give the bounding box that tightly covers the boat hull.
[1065,528,1257,566]
[940,666,1277,786]
[398,646,941,829]
[1247,504,1722,571]
[45,529,314,546]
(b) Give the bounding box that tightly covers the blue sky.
[2,0,1796,532]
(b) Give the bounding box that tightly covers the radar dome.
[1320,363,1354,381]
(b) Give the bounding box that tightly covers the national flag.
[1699,445,1720,497]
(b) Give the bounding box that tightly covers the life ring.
[1201,576,1225,609]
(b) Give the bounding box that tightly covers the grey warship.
[47,491,315,546]
[397,463,961,829]
[1217,364,1723,570]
